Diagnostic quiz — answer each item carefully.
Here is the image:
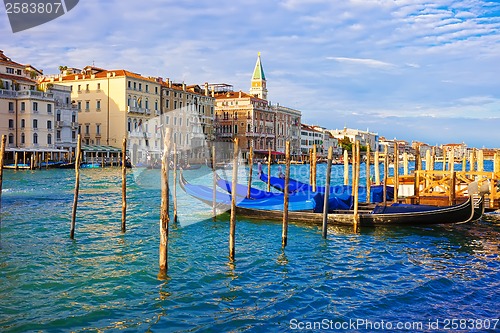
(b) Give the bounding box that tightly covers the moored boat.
[180,174,476,226]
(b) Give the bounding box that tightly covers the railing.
[414,169,500,208]
[127,106,145,114]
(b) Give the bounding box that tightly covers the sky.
[2,0,500,148]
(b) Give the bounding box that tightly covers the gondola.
[215,173,352,210]
[259,171,393,203]
[180,173,476,226]
[180,172,320,212]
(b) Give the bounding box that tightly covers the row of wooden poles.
[223,139,378,261]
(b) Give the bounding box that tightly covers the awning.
[81,144,122,153]
[6,147,68,153]
[253,150,285,155]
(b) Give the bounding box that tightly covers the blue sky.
[2,0,500,148]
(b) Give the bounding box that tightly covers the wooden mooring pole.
[267,146,271,192]
[383,145,388,206]
[229,138,239,261]
[393,141,399,203]
[173,143,178,223]
[374,150,380,185]
[121,137,127,232]
[282,141,291,247]
[353,141,360,227]
[343,149,349,185]
[312,144,317,192]
[366,145,371,203]
[159,128,171,276]
[247,146,253,199]
[322,146,333,238]
[212,145,217,220]
[0,135,6,214]
[70,134,82,239]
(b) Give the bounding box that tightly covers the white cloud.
[2,0,499,147]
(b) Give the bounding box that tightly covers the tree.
[338,136,352,151]
[58,65,68,74]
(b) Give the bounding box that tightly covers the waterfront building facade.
[329,127,379,152]
[213,53,302,160]
[0,50,65,163]
[45,66,214,164]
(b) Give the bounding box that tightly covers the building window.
[128,118,131,132]
[145,100,149,110]
[33,119,38,129]
[86,84,89,92]
[145,84,149,92]
[21,133,25,144]
[72,113,76,123]
[133,82,136,90]
[8,119,14,129]
[8,102,14,112]
[33,133,38,144]
[72,131,76,140]
[96,124,100,135]
[166,100,169,108]
[56,110,61,121]
[85,125,90,135]
[47,134,52,145]
[21,102,25,111]
[6,67,14,74]
[97,83,101,90]
[128,81,131,88]
[47,120,52,130]
[155,86,158,94]
[56,130,61,141]
[139,83,142,91]
[155,101,158,111]
[33,102,38,112]
[85,101,90,111]
[96,100,101,110]
[77,101,81,110]
[47,104,52,113]
[8,134,14,145]
[127,96,131,107]
[21,119,25,128]
[78,85,81,92]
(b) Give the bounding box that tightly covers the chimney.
[182,82,186,91]
[204,82,208,96]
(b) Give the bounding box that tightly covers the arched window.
[8,133,14,144]
[128,118,131,132]
[33,133,38,144]
[47,134,52,145]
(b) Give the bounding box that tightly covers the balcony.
[0,89,17,98]
[127,106,145,114]
[17,90,54,101]
[217,133,234,138]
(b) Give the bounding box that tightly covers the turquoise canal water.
[0,164,499,332]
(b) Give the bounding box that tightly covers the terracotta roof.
[0,51,25,68]
[50,69,162,84]
[214,90,267,102]
[0,73,36,84]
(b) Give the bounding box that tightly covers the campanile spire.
[250,52,268,100]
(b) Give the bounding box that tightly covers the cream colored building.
[44,66,214,165]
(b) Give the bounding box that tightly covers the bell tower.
[249,52,268,100]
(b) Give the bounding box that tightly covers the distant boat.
[3,163,31,170]
[80,162,101,169]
